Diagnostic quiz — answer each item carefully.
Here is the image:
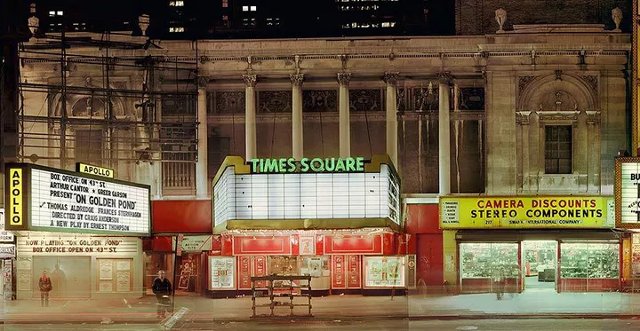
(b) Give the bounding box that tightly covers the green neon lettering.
[300,158,310,172]
[278,158,287,173]
[335,158,346,172]
[264,159,278,172]
[310,158,324,172]
[248,159,260,173]
[355,157,365,171]
[287,158,296,172]
[324,158,336,171]
[345,158,356,172]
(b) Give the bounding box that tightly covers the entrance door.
[521,241,558,292]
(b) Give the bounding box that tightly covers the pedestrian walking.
[38,270,52,307]
[152,270,172,318]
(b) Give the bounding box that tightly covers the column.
[438,73,451,195]
[384,72,399,168]
[243,74,257,161]
[291,73,304,160]
[337,72,352,158]
[196,77,208,198]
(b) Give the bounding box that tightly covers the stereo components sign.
[4,163,150,236]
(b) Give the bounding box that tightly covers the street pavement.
[4,319,640,331]
[3,290,640,325]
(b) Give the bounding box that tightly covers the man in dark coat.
[152,270,172,318]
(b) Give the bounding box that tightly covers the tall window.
[169,1,185,6]
[75,130,103,164]
[545,125,572,174]
[221,0,228,7]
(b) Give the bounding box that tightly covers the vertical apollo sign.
[6,166,27,230]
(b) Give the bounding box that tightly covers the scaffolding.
[18,30,199,188]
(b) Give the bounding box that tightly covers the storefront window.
[364,256,405,288]
[268,256,300,275]
[460,243,519,278]
[560,243,619,279]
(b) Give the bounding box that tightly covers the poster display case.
[363,256,405,288]
[209,256,235,290]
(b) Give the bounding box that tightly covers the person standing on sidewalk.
[38,270,52,307]
[152,270,172,318]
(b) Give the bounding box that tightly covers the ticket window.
[300,256,330,290]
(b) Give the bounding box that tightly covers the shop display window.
[300,256,329,277]
[560,243,619,279]
[460,243,519,278]
[268,256,300,276]
[364,256,405,288]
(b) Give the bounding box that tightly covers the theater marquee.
[615,157,640,229]
[4,163,150,236]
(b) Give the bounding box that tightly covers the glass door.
[521,241,558,292]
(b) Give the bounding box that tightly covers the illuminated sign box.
[440,196,614,229]
[212,156,401,232]
[615,157,640,228]
[4,163,150,236]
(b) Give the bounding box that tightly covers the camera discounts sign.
[4,163,150,236]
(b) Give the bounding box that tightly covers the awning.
[214,217,402,234]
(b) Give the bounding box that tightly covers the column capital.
[242,74,257,87]
[337,72,352,86]
[383,72,400,85]
[197,76,209,89]
[290,73,304,87]
[437,71,453,85]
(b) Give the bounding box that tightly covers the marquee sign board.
[615,157,640,228]
[0,209,15,242]
[4,163,150,236]
[213,155,401,232]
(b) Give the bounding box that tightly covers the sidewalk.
[3,291,640,324]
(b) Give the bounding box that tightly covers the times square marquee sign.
[5,163,150,236]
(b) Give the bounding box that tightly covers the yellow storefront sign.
[440,196,614,229]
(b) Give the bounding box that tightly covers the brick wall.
[456,0,631,35]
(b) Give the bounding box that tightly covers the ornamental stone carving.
[242,74,257,87]
[518,76,536,94]
[383,72,400,85]
[495,8,507,33]
[611,7,622,32]
[290,73,304,86]
[337,72,352,86]
[138,14,150,36]
[437,71,453,85]
[585,110,601,125]
[516,111,532,125]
